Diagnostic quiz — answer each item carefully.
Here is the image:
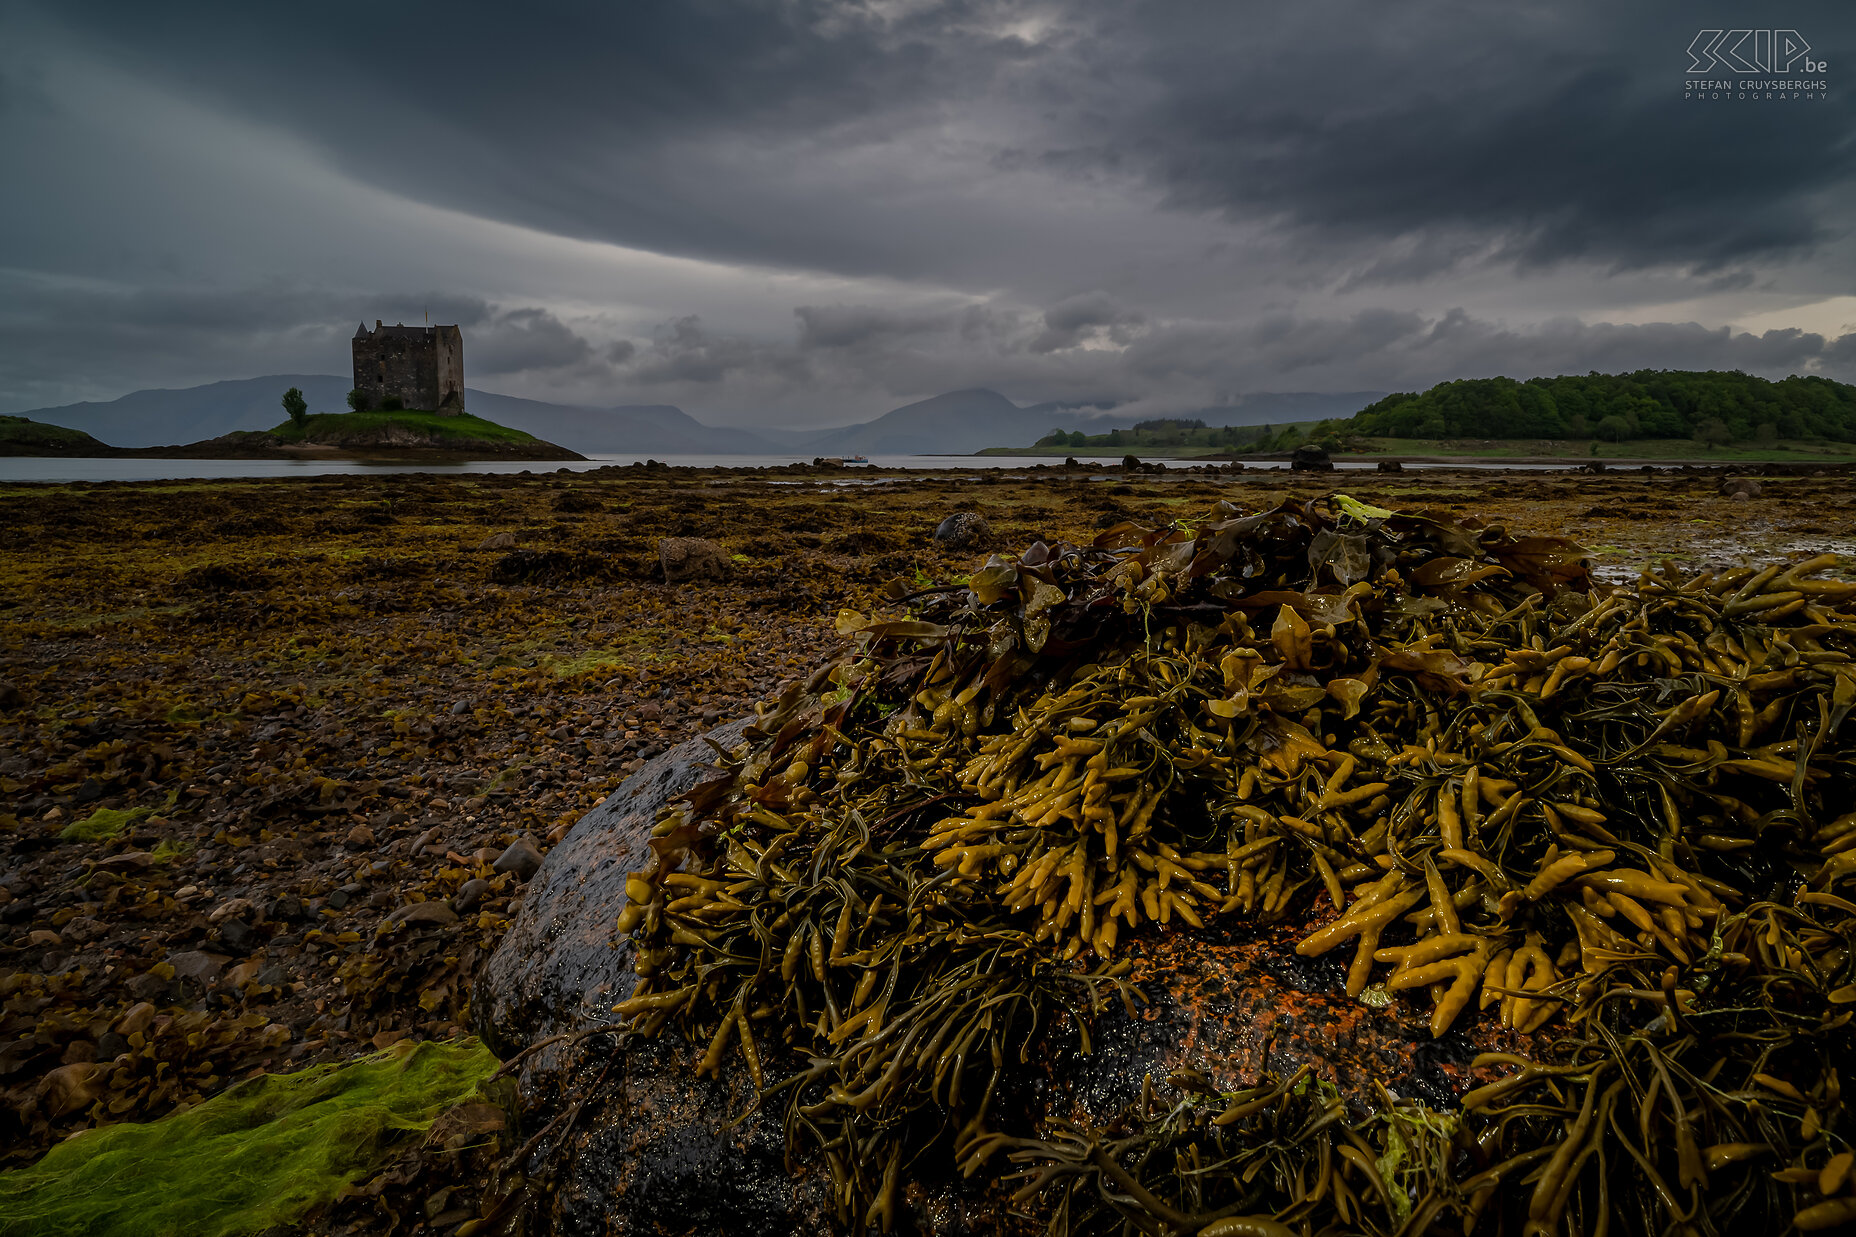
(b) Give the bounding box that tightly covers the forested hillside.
[1351,371,1856,443]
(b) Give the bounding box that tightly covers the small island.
[0,409,584,462]
[0,321,584,461]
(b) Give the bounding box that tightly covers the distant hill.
[461,390,776,455]
[0,416,112,457]
[11,376,1379,457]
[753,389,1381,455]
[14,376,775,455]
[787,389,1032,455]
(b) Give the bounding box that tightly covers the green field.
[269,411,542,444]
[0,415,108,452]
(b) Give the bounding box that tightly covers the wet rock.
[115,1002,157,1036]
[345,824,377,849]
[1291,445,1334,472]
[167,950,227,984]
[454,877,492,914]
[389,900,458,927]
[1376,460,1404,473]
[1719,476,1763,498]
[493,838,543,881]
[267,895,310,922]
[124,971,175,1002]
[478,531,518,550]
[477,722,1512,1235]
[931,511,991,550]
[62,915,107,944]
[658,537,730,583]
[215,918,259,951]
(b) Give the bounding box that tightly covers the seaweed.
[607,493,1856,1232]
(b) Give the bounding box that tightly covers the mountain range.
[10,377,1381,456]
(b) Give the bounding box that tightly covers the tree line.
[1349,370,1856,443]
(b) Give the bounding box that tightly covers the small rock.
[167,950,228,983]
[28,929,61,947]
[658,537,730,583]
[125,971,173,1001]
[116,1002,157,1035]
[1731,490,1750,502]
[267,896,309,922]
[38,1062,102,1119]
[96,1032,129,1060]
[367,889,394,909]
[325,888,352,910]
[410,825,441,855]
[96,851,155,872]
[217,919,258,950]
[389,900,459,927]
[0,680,23,710]
[493,838,544,881]
[1718,476,1762,498]
[257,964,289,988]
[207,896,255,924]
[634,702,663,723]
[463,796,488,813]
[454,877,492,914]
[477,531,517,550]
[344,824,376,849]
[450,699,471,716]
[1376,460,1404,473]
[62,916,107,944]
[932,511,992,551]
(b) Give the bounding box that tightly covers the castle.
[351,321,465,414]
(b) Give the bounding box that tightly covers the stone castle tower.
[351,321,465,414]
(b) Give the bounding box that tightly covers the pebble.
[345,824,376,849]
[493,838,543,881]
[453,878,492,914]
[389,901,459,927]
[167,950,228,983]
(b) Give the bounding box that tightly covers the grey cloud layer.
[2,1,1852,417]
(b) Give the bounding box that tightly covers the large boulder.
[658,537,731,582]
[1719,476,1763,498]
[1290,445,1333,472]
[476,725,1516,1235]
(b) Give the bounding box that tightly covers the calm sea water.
[0,453,1575,484]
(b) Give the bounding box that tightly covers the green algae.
[0,1038,500,1237]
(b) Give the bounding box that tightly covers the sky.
[1,1,1852,428]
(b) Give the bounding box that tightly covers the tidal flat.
[1,463,1851,1228]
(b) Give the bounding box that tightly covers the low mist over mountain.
[15,377,1374,456]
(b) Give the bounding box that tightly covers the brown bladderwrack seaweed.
[610,494,1856,1234]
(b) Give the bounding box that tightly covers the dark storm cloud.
[4,1,1854,416]
[25,0,1853,285]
